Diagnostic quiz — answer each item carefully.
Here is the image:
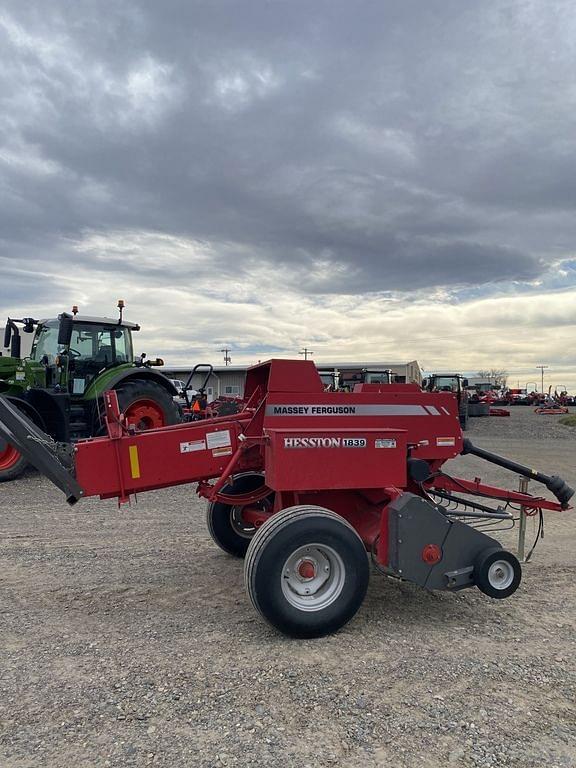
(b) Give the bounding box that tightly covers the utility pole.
[220,348,231,366]
[299,348,313,361]
[536,365,548,393]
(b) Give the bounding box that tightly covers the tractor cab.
[318,368,395,392]
[30,316,138,395]
[423,374,468,394]
[361,369,394,385]
[423,374,470,429]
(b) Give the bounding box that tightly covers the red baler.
[0,359,572,637]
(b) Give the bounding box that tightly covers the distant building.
[163,360,422,401]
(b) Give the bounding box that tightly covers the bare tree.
[477,369,508,388]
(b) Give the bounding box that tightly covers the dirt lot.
[1,408,575,768]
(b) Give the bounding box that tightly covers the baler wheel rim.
[487,559,515,591]
[281,543,346,611]
[244,505,369,638]
[229,506,256,538]
[474,548,521,599]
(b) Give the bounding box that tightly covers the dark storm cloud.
[0,261,63,307]
[1,0,575,296]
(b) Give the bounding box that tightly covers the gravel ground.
[1,407,575,768]
[467,405,576,442]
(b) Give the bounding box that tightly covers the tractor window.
[110,328,130,362]
[432,377,458,392]
[31,323,60,362]
[71,329,95,359]
[364,372,392,384]
[70,325,133,367]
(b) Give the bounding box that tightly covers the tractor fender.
[103,369,178,397]
[5,396,47,432]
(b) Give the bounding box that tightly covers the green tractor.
[422,373,470,430]
[0,302,180,481]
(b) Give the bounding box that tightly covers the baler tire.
[113,380,180,431]
[474,548,521,599]
[206,473,269,557]
[244,506,369,638]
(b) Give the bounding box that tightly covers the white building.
[163,360,422,401]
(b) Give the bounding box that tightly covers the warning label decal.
[206,430,232,449]
[180,439,206,454]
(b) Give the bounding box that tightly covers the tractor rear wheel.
[206,473,271,557]
[0,438,27,482]
[245,505,369,638]
[114,380,180,431]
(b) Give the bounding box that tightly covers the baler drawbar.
[0,359,572,637]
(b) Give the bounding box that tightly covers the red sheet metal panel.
[263,391,462,461]
[75,421,244,498]
[244,358,325,400]
[264,428,407,491]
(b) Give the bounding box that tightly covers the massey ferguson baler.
[0,359,572,638]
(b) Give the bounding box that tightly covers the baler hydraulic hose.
[462,438,574,509]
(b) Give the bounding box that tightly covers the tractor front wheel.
[0,438,28,482]
[245,506,369,638]
[115,380,180,431]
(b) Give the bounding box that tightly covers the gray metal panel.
[425,521,501,591]
[388,494,451,587]
[219,372,246,396]
[387,493,502,591]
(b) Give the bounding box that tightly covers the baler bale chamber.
[0,359,573,638]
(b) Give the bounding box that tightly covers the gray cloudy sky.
[1,0,576,387]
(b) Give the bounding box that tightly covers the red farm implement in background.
[535,405,569,415]
[0,359,572,638]
[489,407,510,417]
[178,363,243,421]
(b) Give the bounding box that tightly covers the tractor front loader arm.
[0,395,84,504]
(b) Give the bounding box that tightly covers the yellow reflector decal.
[129,445,141,479]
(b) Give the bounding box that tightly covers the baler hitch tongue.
[0,395,83,505]
[462,438,574,509]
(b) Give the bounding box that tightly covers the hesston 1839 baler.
[0,359,572,638]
